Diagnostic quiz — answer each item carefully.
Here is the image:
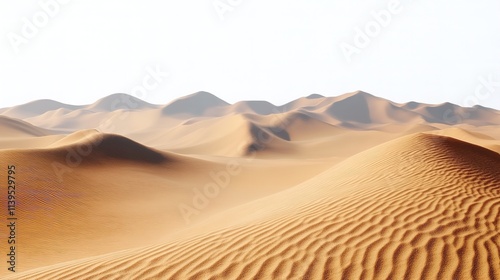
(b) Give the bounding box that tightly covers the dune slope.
[0,115,54,137]
[6,133,500,280]
[0,130,338,276]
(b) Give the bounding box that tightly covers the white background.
[1,0,499,108]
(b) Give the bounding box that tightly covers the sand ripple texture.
[3,134,500,280]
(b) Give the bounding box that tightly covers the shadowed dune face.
[89,134,168,163]
[1,92,500,279]
[0,133,204,272]
[0,149,178,272]
[324,92,373,123]
[47,130,169,164]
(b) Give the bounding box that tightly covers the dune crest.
[48,129,169,164]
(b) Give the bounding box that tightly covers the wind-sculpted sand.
[0,92,499,279]
[2,134,499,280]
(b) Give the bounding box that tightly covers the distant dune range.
[2,91,500,156]
[0,91,499,279]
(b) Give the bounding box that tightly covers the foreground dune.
[4,133,499,280]
[0,131,335,276]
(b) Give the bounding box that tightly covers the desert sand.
[0,91,499,279]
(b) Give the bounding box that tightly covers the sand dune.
[0,115,56,137]
[87,93,159,112]
[230,100,279,115]
[0,135,66,150]
[280,93,331,112]
[3,91,500,136]
[0,115,66,149]
[276,111,346,141]
[320,91,420,125]
[48,130,169,163]
[0,130,336,276]
[148,114,295,157]
[1,92,500,279]
[161,91,229,117]
[428,127,500,154]
[0,132,208,272]
[0,99,82,119]
[5,133,499,279]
